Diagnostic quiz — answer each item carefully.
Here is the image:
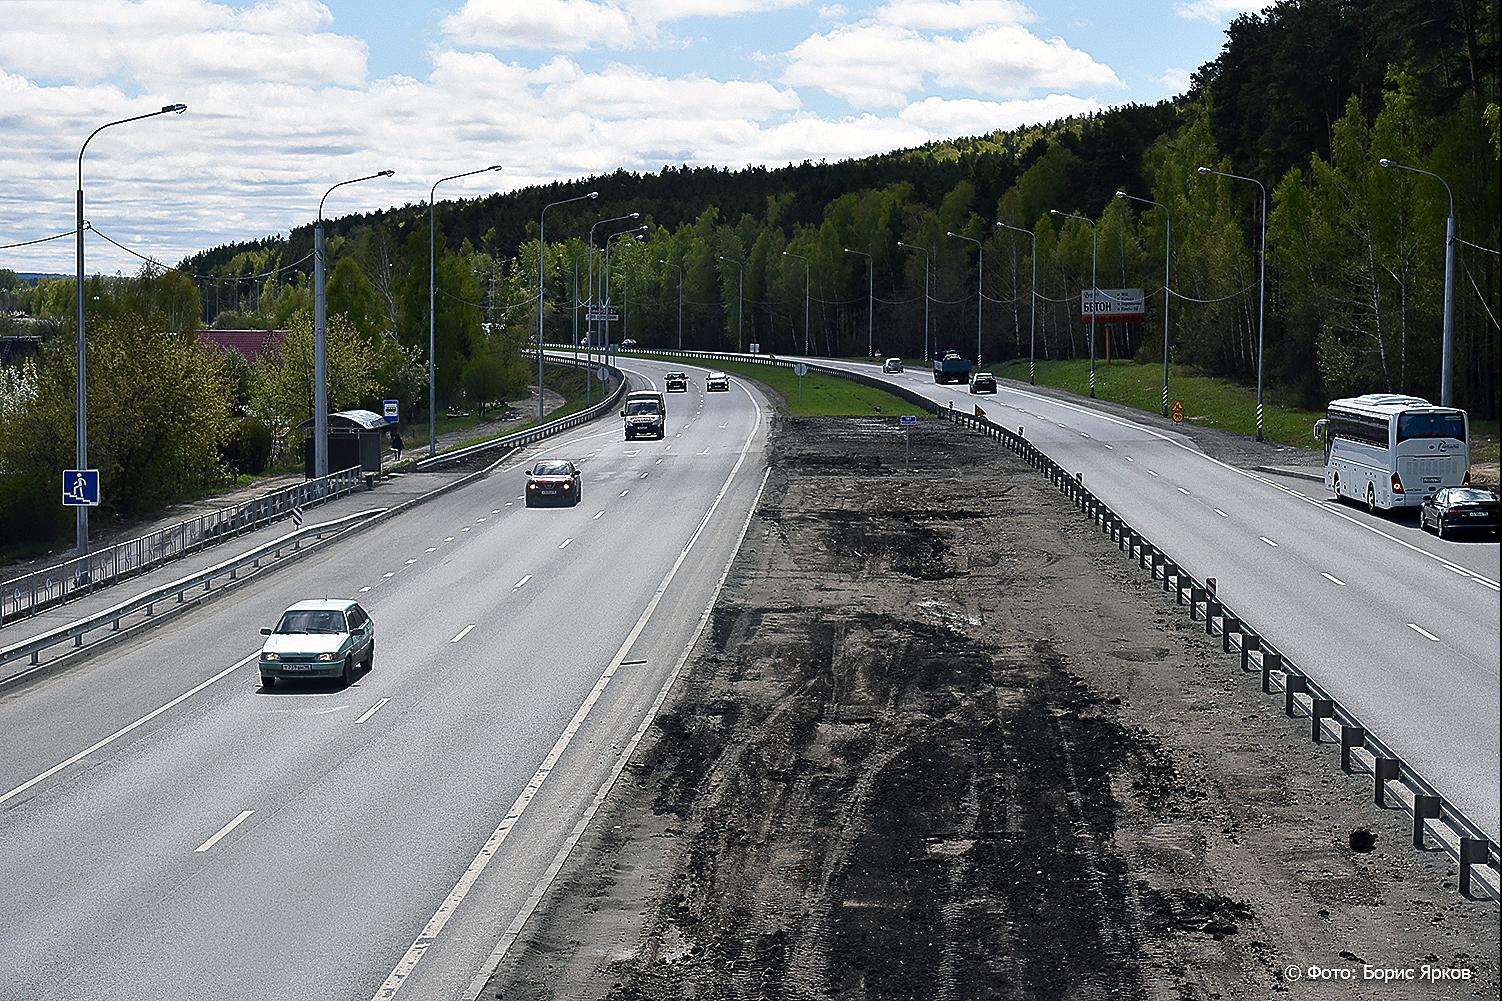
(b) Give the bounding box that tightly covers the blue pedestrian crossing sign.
[63,469,101,507]
[900,415,917,427]
[383,399,399,423]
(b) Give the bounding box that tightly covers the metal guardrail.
[0,509,379,676]
[411,355,627,471]
[0,465,363,628]
[937,404,1500,896]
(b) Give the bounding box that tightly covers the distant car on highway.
[621,338,638,350]
[706,372,730,392]
[1419,486,1499,538]
[258,600,374,688]
[882,357,903,373]
[969,371,997,394]
[664,371,689,392]
[526,458,582,506]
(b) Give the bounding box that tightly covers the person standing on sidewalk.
[390,427,404,462]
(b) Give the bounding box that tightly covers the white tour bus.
[1314,394,1470,512]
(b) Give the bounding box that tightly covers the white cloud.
[1174,0,1272,22]
[441,0,634,52]
[1157,67,1192,93]
[898,94,1101,135]
[784,13,1119,108]
[874,0,1034,31]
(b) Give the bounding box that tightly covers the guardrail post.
[1373,757,1400,806]
[1283,672,1306,716]
[1221,614,1240,652]
[1175,575,1187,605]
[1340,725,1365,770]
[1239,631,1260,671]
[1459,838,1492,897]
[1140,543,1154,570]
[145,602,154,617]
[1204,597,1221,634]
[1162,561,1177,592]
[1412,795,1442,849]
[1309,697,1334,742]
[1261,649,1282,693]
[74,634,83,648]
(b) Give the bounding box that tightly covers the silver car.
[259,599,374,688]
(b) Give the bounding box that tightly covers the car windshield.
[276,609,347,634]
[533,461,572,476]
[1443,488,1496,504]
[1397,411,1466,442]
[710,373,726,380]
[625,401,660,415]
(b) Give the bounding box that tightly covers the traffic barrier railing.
[0,465,364,629]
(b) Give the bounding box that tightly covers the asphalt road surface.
[0,358,770,1001]
[791,355,1501,840]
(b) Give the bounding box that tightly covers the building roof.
[295,409,390,432]
[196,328,285,363]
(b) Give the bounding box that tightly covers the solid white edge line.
[193,809,254,853]
[1176,487,1190,495]
[462,463,775,1001]
[1408,623,1441,642]
[1259,536,1279,547]
[0,652,257,807]
[1322,573,1347,586]
[513,575,531,589]
[450,624,476,644]
[559,538,573,549]
[371,370,767,1001]
[1214,509,1228,518]
[354,698,392,724]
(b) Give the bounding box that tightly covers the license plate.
[1471,511,1488,518]
[1422,476,1442,483]
[283,663,312,672]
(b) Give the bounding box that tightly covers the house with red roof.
[195,328,286,363]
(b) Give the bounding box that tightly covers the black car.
[969,372,997,394]
[664,371,689,392]
[1419,486,1499,538]
[526,459,582,507]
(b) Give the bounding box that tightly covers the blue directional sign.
[62,469,101,507]
[900,415,917,427]
[382,399,399,423]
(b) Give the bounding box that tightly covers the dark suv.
[665,372,689,393]
[970,372,997,394]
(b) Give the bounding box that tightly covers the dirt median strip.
[484,415,1497,1001]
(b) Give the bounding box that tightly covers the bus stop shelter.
[296,409,389,479]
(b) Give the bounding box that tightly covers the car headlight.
[527,482,537,489]
[561,482,572,490]
[317,652,337,661]
[262,652,280,661]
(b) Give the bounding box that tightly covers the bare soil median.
[485,416,1497,1000]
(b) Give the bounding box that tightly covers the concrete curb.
[1253,465,1324,484]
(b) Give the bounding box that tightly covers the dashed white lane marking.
[1408,623,1440,642]
[444,537,455,542]
[1176,487,1189,495]
[1102,443,1113,450]
[624,449,640,456]
[718,422,728,429]
[559,538,573,549]
[383,572,395,578]
[405,559,417,565]
[354,698,391,725]
[490,509,500,515]
[1057,423,1067,428]
[359,586,372,593]
[476,518,486,523]
[1080,432,1090,439]
[1,652,259,807]
[194,810,254,853]
[1259,536,1279,547]
[1214,509,1228,518]
[639,472,649,479]
[1125,456,1134,462]
[698,448,710,455]
[593,511,604,520]
[654,458,662,464]
[1148,469,1160,477]
[450,624,476,643]
[514,575,531,589]
[505,502,513,507]
[425,547,436,554]
[620,489,629,497]
[460,527,471,533]
[1322,573,1347,586]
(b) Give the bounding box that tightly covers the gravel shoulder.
[483,415,1497,1000]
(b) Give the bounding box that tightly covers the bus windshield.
[1397,412,1466,443]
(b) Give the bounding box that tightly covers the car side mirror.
[525,470,533,478]
[620,410,626,417]
[260,627,272,636]
[352,626,366,636]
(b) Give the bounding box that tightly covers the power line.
[0,225,84,251]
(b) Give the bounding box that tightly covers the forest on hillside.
[21,0,1497,419]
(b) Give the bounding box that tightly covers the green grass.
[637,353,930,418]
[995,358,1326,450]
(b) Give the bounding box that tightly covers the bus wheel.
[1366,484,1378,515]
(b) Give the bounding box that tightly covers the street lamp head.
[163,104,187,114]
[629,212,640,218]
[945,231,956,237]
[1196,166,1210,174]
[1379,158,1392,168]
[1114,190,1127,198]
[378,169,395,177]
[587,191,600,199]
[488,164,504,171]
[1048,210,1062,216]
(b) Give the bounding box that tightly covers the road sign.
[62,469,100,507]
[292,505,304,529]
[974,405,986,420]
[792,362,808,377]
[749,342,760,354]
[382,399,399,423]
[900,415,917,427]
[597,364,609,381]
[586,306,620,321]
[1080,288,1146,323]
[1171,400,1185,423]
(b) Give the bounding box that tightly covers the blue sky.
[0,0,1265,274]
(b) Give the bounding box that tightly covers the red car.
[525,458,582,507]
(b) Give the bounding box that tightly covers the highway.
[0,357,770,1001]
[784,354,1501,839]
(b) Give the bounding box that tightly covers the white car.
[706,372,730,392]
[258,599,374,688]
[883,357,903,373]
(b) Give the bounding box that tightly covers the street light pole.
[1379,158,1458,407]
[842,248,873,357]
[945,232,984,368]
[1198,165,1267,440]
[538,191,599,423]
[1115,191,1173,415]
[782,251,811,355]
[1050,210,1097,398]
[995,223,1036,384]
[586,212,639,403]
[896,241,931,364]
[73,102,186,558]
[660,259,683,349]
[604,227,646,360]
[315,170,393,478]
[717,255,744,352]
[429,165,502,458]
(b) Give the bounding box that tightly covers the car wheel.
[1366,484,1377,515]
[261,674,276,689]
[364,642,375,671]
[342,655,354,687]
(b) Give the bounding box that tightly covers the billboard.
[1080,288,1146,323]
